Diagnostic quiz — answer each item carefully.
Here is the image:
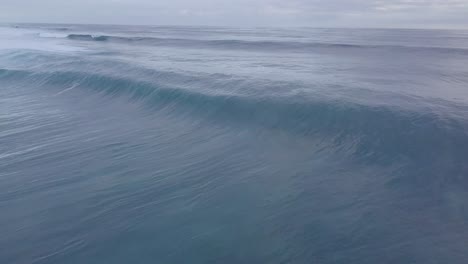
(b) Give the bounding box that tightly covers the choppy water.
[1,24,468,264]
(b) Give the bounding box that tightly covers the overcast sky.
[1,0,468,28]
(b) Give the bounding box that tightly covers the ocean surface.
[1,24,468,264]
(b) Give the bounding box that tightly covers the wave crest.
[36,33,468,54]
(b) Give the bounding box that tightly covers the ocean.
[1,24,468,263]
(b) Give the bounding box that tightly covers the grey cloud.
[0,0,467,28]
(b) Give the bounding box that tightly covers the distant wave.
[67,34,109,41]
[1,67,467,165]
[53,27,69,31]
[36,33,468,54]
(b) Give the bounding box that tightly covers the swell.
[67,34,109,41]
[1,67,468,167]
[62,34,468,55]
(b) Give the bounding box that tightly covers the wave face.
[1,24,468,264]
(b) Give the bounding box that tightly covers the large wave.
[1,66,467,170]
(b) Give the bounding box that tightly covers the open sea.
[1,24,468,263]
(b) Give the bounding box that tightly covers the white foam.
[0,27,85,52]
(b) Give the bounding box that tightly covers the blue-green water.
[1,24,468,263]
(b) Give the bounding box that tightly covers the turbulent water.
[1,24,468,264]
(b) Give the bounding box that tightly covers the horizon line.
[1,21,467,31]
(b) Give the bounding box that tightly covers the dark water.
[1,24,468,263]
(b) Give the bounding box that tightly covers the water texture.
[1,24,468,264]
